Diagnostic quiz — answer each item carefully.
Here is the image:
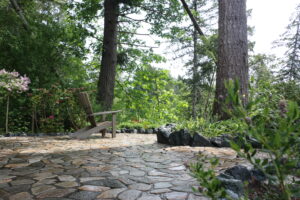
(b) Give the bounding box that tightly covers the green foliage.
[118,121,161,129]
[0,85,87,134]
[29,86,87,133]
[0,0,90,88]
[192,80,300,200]
[191,155,228,200]
[226,80,300,200]
[114,66,189,124]
[177,118,244,137]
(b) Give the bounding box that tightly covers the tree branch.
[119,43,159,48]
[9,0,30,31]
[118,31,150,36]
[179,0,205,36]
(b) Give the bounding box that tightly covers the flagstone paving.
[0,134,250,200]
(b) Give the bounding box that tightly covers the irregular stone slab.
[5,163,29,168]
[55,181,79,188]
[171,185,196,193]
[128,183,152,191]
[9,192,32,200]
[118,189,142,200]
[33,172,57,180]
[148,170,168,176]
[0,183,9,189]
[68,191,101,200]
[84,179,126,188]
[28,161,45,168]
[148,176,173,183]
[79,185,110,192]
[119,170,129,175]
[150,188,171,194]
[137,194,162,200]
[10,169,38,176]
[42,198,72,200]
[4,184,31,193]
[28,157,43,164]
[187,194,210,200]
[36,188,75,199]
[32,179,56,187]
[96,188,126,199]
[154,182,172,189]
[32,185,56,195]
[129,170,146,177]
[0,189,10,199]
[168,165,185,171]
[58,175,76,182]
[79,177,104,183]
[10,179,35,186]
[127,176,152,184]
[164,192,188,200]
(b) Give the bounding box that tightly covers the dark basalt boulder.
[146,129,154,134]
[210,135,231,147]
[224,165,251,182]
[217,175,244,196]
[168,129,192,146]
[156,127,172,144]
[192,133,212,147]
[138,128,145,134]
[250,168,266,182]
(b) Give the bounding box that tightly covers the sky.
[161,0,299,77]
[247,0,299,56]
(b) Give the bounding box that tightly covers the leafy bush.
[29,85,87,133]
[0,85,87,134]
[192,80,300,200]
[118,121,162,129]
[191,155,228,200]
[177,117,244,137]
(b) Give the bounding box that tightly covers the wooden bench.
[70,92,121,139]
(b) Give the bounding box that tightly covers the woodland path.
[0,134,249,200]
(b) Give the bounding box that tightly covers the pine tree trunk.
[213,0,249,119]
[191,0,198,119]
[97,0,119,110]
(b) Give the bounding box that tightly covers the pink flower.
[48,115,55,119]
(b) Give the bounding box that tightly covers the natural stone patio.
[0,134,250,200]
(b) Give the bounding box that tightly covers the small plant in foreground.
[190,155,229,200]
[227,80,300,200]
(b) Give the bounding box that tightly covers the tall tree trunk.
[191,0,198,119]
[213,0,249,119]
[97,0,119,110]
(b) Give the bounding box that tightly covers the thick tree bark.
[97,0,119,110]
[191,0,198,119]
[213,0,249,119]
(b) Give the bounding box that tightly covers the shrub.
[192,80,300,200]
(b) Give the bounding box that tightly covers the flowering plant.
[0,69,30,134]
[0,69,30,93]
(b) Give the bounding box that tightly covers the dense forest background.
[0,0,299,135]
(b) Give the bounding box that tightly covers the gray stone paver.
[0,133,249,200]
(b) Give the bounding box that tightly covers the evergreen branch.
[9,0,30,31]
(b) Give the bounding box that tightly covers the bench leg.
[112,114,116,138]
[101,115,106,138]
